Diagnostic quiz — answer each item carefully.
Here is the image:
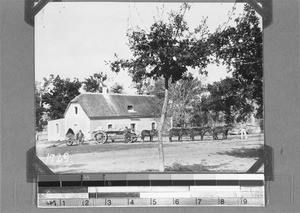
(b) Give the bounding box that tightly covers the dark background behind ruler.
[1,0,299,212]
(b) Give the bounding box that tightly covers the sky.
[35,2,259,94]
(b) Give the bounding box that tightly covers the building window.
[75,107,78,114]
[55,123,59,134]
[108,124,113,129]
[130,123,136,132]
[127,105,134,111]
[151,122,156,130]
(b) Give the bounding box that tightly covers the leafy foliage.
[109,4,211,88]
[83,72,107,93]
[110,83,124,94]
[169,76,204,127]
[209,4,263,118]
[206,77,253,124]
[43,75,82,120]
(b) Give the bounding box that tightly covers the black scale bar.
[38,175,264,187]
[38,180,264,187]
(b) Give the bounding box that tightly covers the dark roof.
[65,93,158,118]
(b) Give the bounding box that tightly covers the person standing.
[76,130,84,145]
[240,121,248,140]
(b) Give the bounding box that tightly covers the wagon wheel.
[130,134,138,143]
[66,138,74,146]
[124,135,130,143]
[95,132,108,144]
[124,133,134,143]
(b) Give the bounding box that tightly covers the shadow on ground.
[144,162,228,173]
[217,146,264,158]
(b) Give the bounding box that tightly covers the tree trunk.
[157,79,169,172]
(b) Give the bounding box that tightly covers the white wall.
[64,103,91,139]
[65,103,87,119]
[90,117,160,135]
[47,118,65,141]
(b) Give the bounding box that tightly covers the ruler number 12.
[81,199,89,206]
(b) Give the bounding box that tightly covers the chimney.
[98,79,108,94]
[102,86,108,95]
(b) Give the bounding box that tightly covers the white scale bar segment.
[39,193,89,199]
[140,192,191,198]
[89,186,190,193]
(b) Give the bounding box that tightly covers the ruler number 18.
[219,198,225,205]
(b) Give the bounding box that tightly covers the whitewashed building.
[47,93,160,141]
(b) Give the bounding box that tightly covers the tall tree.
[83,72,107,93]
[169,75,204,127]
[109,3,211,171]
[35,75,54,131]
[190,94,212,127]
[43,75,82,120]
[206,77,253,124]
[210,4,263,118]
[35,82,46,132]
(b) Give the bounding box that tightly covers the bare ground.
[36,134,264,174]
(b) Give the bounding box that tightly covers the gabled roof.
[64,93,158,118]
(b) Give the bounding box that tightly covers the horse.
[169,127,194,142]
[141,129,157,142]
[212,125,232,140]
[190,126,212,140]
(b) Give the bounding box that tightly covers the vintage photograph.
[35,2,264,174]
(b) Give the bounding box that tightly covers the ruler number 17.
[196,198,202,205]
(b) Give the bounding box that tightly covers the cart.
[92,128,138,144]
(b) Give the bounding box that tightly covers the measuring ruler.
[37,174,265,207]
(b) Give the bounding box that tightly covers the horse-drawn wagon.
[92,128,138,144]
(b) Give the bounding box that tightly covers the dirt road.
[36,134,264,174]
